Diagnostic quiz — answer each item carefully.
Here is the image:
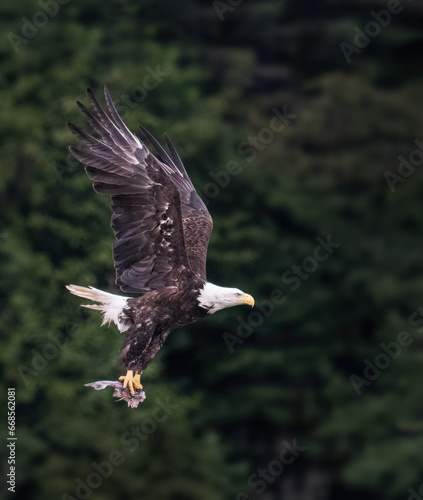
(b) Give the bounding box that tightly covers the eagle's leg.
[119,369,143,396]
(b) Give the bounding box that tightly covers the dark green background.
[1,1,423,499]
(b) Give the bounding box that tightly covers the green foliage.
[1,1,423,499]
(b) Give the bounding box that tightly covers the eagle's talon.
[119,369,141,396]
[133,373,143,390]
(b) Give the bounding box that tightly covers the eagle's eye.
[235,292,242,297]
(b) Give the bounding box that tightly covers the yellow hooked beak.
[240,293,255,307]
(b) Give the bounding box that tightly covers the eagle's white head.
[197,282,255,314]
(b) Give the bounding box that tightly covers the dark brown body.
[119,281,209,374]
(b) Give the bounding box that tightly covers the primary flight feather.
[66,86,254,404]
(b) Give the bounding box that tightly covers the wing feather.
[139,127,213,279]
[68,87,194,294]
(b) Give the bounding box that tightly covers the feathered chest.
[125,286,208,332]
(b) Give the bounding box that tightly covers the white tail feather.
[66,285,130,332]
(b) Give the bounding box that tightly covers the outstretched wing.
[68,86,195,294]
[139,127,213,280]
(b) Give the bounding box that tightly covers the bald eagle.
[66,87,254,403]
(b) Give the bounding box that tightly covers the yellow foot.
[119,370,143,396]
[134,373,143,390]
